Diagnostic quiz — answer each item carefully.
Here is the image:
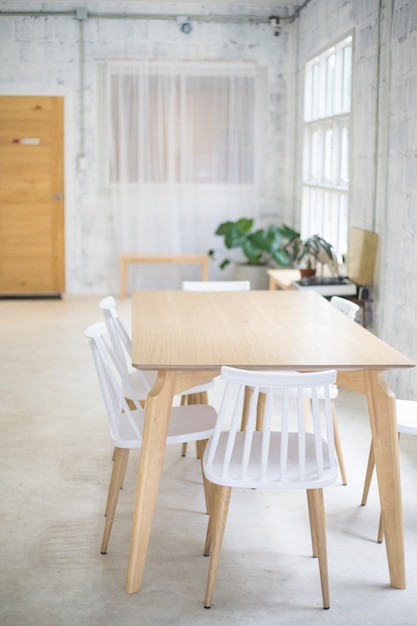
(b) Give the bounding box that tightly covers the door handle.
[52,193,64,200]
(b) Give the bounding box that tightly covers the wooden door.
[0,96,65,295]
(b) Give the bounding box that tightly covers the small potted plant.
[284,233,337,277]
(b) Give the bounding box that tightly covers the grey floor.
[1,295,417,626]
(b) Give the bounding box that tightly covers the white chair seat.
[205,431,337,489]
[116,404,217,449]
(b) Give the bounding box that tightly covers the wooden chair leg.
[308,488,330,609]
[203,483,220,556]
[196,439,213,514]
[204,485,232,609]
[362,434,399,542]
[180,394,189,456]
[101,447,130,555]
[241,388,266,432]
[306,490,318,557]
[362,446,385,543]
[377,513,384,543]
[361,441,375,505]
[331,401,347,485]
[256,392,267,431]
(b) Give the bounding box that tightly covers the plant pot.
[233,263,269,290]
[299,268,316,279]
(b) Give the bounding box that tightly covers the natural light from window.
[302,35,352,260]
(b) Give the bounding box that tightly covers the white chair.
[182,280,250,292]
[242,295,359,485]
[202,366,338,610]
[180,280,251,456]
[99,296,214,404]
[329,295,360,320]
[361,399,417,542]
[84,322,217,555]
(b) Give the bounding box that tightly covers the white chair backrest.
[396,399,417,435]
[330,296,360,320]
[85,322,144,445]
[182,280,250,291]
[99,296,131,367]
[205,366,338,489]
[99,296,153,395]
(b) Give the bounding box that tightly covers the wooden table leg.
[125,370,177,593]
[364,370,406,589]
[201,257,209,281]
[120,257,128,299]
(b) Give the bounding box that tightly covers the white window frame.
[302,35,352,258]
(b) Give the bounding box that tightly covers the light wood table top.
[126,289,415,595]
[131,290,413,372]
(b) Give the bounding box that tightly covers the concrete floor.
[1,295,417,626]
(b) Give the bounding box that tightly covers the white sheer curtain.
[104,60,258,286]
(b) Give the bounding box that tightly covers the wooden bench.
[120,254,209,298]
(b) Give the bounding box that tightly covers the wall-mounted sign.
[20,138,41,145]
[12,138,41,145]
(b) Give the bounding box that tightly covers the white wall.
[0,1,297,294]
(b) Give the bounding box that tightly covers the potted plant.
[208,218,300,289]
[208,218,300,269]
[284,233,337,277]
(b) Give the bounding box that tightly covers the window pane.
[342,45,352,111]
[324,129,334,181]
[301,37,351,258]
[311,62,320,119]
[340,126,349,182]
[310,130,319,179]
[325,53,335,115]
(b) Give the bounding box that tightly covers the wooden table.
[120,254,209,298]
[127,290,414,594]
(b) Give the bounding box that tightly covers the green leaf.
[242,240,263,264]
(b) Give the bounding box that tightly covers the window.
[99,60,263,261]
[302,36,352,258]
[101,60,258,188]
